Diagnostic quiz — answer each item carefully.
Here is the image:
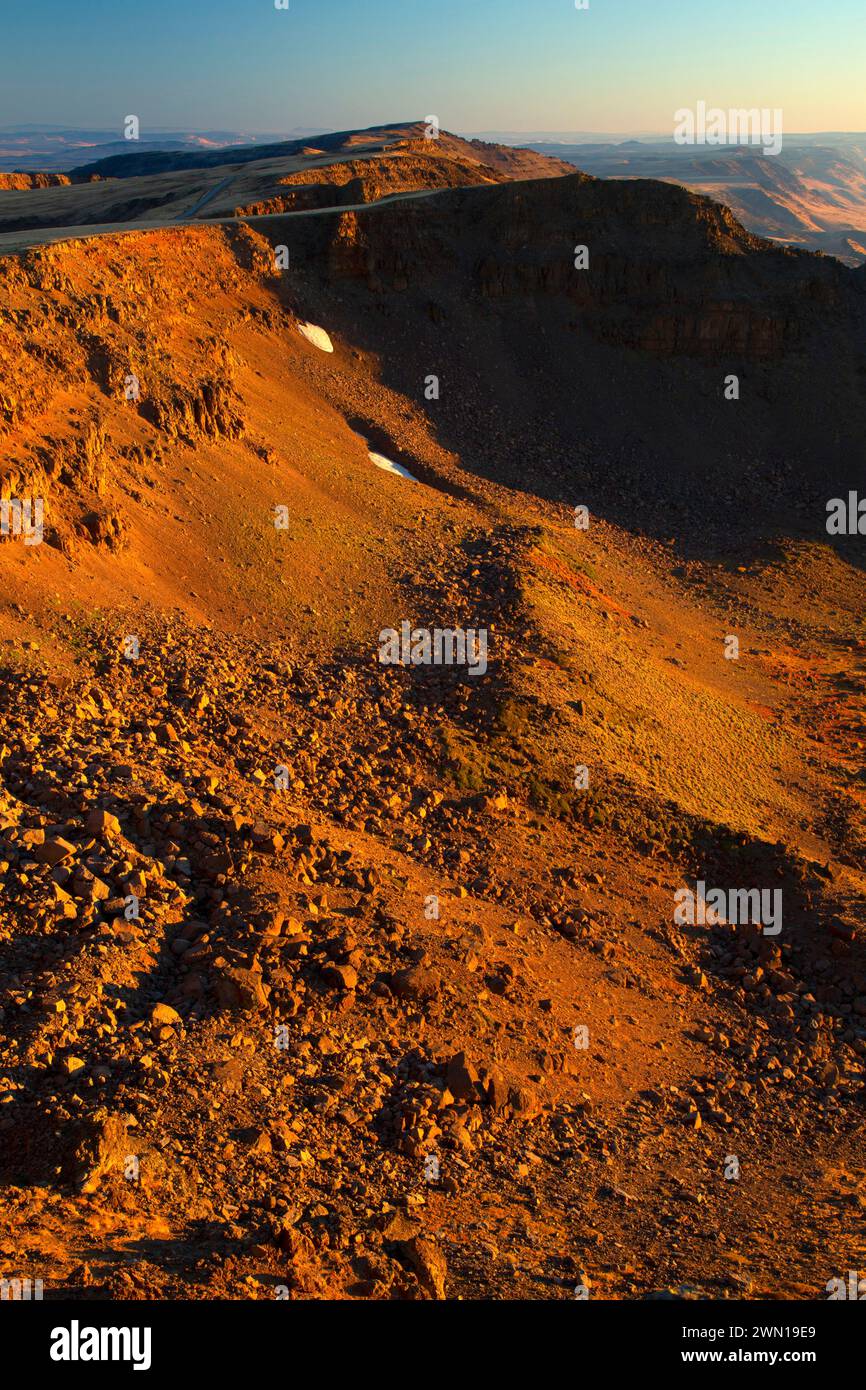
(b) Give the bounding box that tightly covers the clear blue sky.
[3,0,864,135]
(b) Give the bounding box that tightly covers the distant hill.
[68,122,574,182]
[0,124,300,173]
[0,123,575,243]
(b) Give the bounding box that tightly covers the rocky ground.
[0,165,864,1300]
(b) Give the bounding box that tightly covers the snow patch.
[369,450,417,481]
[297,321,334,353]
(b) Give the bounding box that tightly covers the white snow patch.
[369,450,417,481]
[297,321,334,353]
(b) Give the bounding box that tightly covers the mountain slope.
[0,174,864,1302]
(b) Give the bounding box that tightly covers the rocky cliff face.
[0,226,264,553]
[229,149,501,217]
[1,173,864,551]
[294,173,855,356]
[0,172,72,191]
[252,172,866,533]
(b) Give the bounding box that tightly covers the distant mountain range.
[0,124,325,172]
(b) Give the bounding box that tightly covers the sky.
[3,0,865,136]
